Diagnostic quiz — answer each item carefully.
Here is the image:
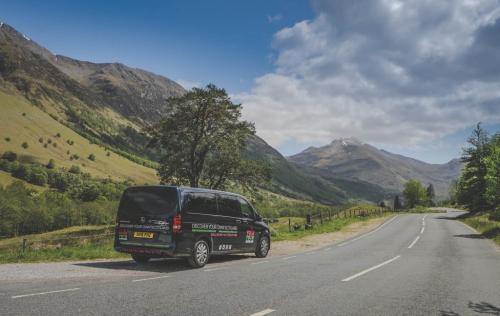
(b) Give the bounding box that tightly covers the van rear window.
[118,187,179,221]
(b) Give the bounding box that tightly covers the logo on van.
[140,217,146,224]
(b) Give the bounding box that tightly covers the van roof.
[127,185,246,199]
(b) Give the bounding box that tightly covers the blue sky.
[1,0,499,163]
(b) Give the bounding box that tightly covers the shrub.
[21,142,29,149]
[38,137,44,143]
[47,159,56,169]
[28,166,48,186]
[2,151,17,162]
[71,154,79,160]
[69,165,81,174]
[22,112,26,116]
[106,152,111,157]
[52,142,57,148]
[12,164,30,180]
[88,154,96,161]
[44,143,48,148]
[4,137,10,142]
[67,150,70,155]
[56,133,61,138]
[80,183,101,202]
[47,139,52,144]
[67,140,74,146]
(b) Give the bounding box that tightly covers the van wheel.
[132,254,150,264]
[187,240,210,268]
[255,235,270,258]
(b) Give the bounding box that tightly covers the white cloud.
[176,79,202,90]
[236,0,500,150]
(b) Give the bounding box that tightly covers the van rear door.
[116,187,179,249]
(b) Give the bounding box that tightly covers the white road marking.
[251,260,269,265]
[12,288,80,299]
[420,227,425,234]
[250,309,275,316]
[408,236,420,249]
[204,267,225,272]
[282,256,297,260]
[323,247,331,251]
[338,215,399,247]
[342,256,401,282]
[132,275,171,282]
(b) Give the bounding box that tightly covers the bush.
[2,151,17,162]
[22,112,26,116]
[52,142,57,148]
[56,133,61,138]
[67,140,74,146]
[80,183,101,202]
[69,165,81,174]
[490,208,500,221]
[88,154,96,161]
[44,143,48,148]
[38,137,44,143]
[47,159,56,169]
[4,137,10,142]
[21,142,29,149]
[12,164,30,180]
[106,152,111,157]
[47,139,52,144]
[28,166,48,186]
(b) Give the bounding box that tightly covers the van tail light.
[173,214,182,234]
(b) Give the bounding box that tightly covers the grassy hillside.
[0,91,158,184]
[0,170,46,191]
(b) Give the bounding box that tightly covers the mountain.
[288,138,462,199]
[0,23,354,204]
[244,135,349,204]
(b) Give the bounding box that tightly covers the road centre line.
[251,260,269,265]
[132,275,171,282]
[408,236,420,249]
[249,309,275,316]
[12,288,80,299]
[420,226,425,234]
[342,255,401,282]
[204,267,225,272]
[323,247,331,251]
[337,215,399,247]
[282,256,297,260]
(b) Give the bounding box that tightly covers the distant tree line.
[395,180,435,210]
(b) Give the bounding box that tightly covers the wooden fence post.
[22,238,27,252]
[288,217,292,232]
[320,212,323,224]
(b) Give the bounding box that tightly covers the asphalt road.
[1,209,499,316]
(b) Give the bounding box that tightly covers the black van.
[114,186,271,268]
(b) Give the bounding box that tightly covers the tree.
[21,142,29,149]
[88,154,96,161]
[426,183,435,206]
[456,123,490,212]
[485,134,500,211]
[1,151,17,162]
[403,180,426,209]
[148,84,270,189]
[47,159,56,169]
[393,195,402,210]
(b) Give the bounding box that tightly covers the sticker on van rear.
[192,223,238,237]
[245,230,255,243]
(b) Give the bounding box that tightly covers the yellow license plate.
[133,232,154,239]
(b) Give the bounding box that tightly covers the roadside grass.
[269,211,391,241]
[405,206,446,213]
[0,210,392,263]
[460,213,500,246]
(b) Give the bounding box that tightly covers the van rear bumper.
[114,246,190,258]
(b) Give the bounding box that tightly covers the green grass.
[269,212,391,241]
[461,213,500,246]
[0,91,158,184]
[404,206,446,213]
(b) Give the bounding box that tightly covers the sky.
[1,0,500,164]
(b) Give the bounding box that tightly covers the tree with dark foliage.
[147,84,271,190]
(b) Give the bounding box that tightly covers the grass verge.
[460,213,500,246]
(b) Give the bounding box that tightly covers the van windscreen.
[118,187,179,221]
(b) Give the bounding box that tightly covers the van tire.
[132,254,150,264]
[187,240,210,268]
[255,235,270,258]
